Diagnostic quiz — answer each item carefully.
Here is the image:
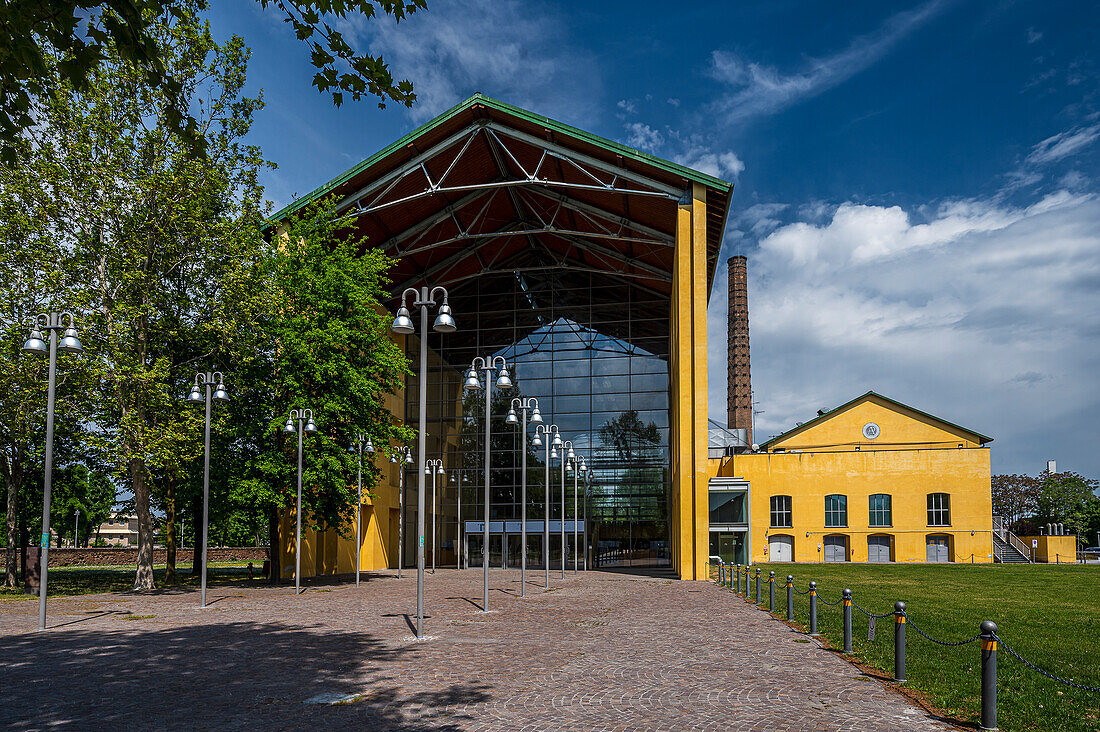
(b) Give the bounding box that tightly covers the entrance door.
[824,535,848,562]
[926,535,950,563]
[867,535,892,563]
[769,535,793,562]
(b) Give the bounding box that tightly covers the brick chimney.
[727,255,752,444]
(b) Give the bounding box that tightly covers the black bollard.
[786,575,794,621]
[842,588,853,653]
[809,581,818,635]
[894,601,906,682]
[980,620,998,730]
[736,563,741,594]
[755,567,761,604]
[769,571,775,612]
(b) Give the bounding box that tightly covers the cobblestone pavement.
[0,569,954,731]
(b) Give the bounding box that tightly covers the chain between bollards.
[768,571,775,612]
[894,602,906,682]
[842,588,853,654]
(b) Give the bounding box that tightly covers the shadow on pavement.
[0,621,489,729]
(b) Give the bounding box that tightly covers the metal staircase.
[992,516,1032,563]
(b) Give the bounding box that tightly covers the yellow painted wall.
[670,182,711,580]
[709,397,995,564]
[1019,535,1078,563]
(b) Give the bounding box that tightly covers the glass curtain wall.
[401,268,672,569]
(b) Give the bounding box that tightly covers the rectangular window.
[927,493,951,526]
[709,492,745,524]
[868,494,892,527]
[770,495,792,528]
[825,495,847,528]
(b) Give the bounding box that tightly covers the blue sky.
[208,0,1100,477]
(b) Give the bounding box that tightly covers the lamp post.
[425,459,444,573]
[22,311,83,630]
[391,285,455,639]
[463,356,512,612]
[389,446,414,578]
[73,509,79,548]
[187,371,229,608]
[352,435,375,587]
[283,408,318,595]
[505,398,543,598]
[532,423,561,587]
[560,440,576,579]
[572,456,587,574]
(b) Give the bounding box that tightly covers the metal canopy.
[265,93,733,359]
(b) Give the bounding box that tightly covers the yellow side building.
[707,392,995,565]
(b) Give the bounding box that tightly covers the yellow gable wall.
[709,395,994,565]
[768,396,983,452]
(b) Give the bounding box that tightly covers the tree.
[15,5,271,589]
[1036,471,1099,538]
[1,0,425,165]
[231,201,411,582]
[991,473,1041,528]
[51,464,115,546]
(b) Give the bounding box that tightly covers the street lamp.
[22,311,83,630]
[560,440,576,579]
[283,408,317,595]
[73,509,80,548]
[505,397,542,597]
[463,355,512,612]
[389,446,414,578]
[187,371,229,608]
[426,457,448,572]
[352,435,375,587]
[571,455,587,574]
[391,284,455,639]
[532,423,561,588]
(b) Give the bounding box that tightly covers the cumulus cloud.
[708,0,948,123]
[708,189,1100,474]
[675,148,745,180]
[340,0,600,124]
[1025,125,1100,166]
[624,122,664,152]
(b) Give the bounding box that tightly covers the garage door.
[926,535,950,563]
[867,536,892,563]
[824,535,848,562]
[769,535,793,562]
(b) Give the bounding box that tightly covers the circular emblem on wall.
[862,422,881,440]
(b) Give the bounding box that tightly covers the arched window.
[868,494,892,527]
[770,495,792,528]
[825,494,847,528]
[927,493,951,526]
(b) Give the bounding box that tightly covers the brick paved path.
[0,569,952,730]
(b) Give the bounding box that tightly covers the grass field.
[0,561,254,600]
[715,563,1100,731]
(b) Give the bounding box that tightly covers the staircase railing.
[992,516,1032,561]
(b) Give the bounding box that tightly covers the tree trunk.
[3,464,20,588]
[131,457,156,589]
[267,506,280,584]
[165,476,177,584]
[191,493,202,579]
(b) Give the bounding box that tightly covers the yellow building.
[708,392,995,565]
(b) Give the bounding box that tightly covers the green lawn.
[0,562,255,600]
[715,563,1100,731]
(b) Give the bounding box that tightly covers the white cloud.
[707,189,1100,475]
[1025,125,1100,166]
[708,0,948,123]
[675,148,745,180]
[624,122,664,152]
[1027,27,1043,44]
[617,99,637,115]
[342,0,600,124]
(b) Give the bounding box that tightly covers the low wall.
[1017,535,1077,563]
[36,547,269,568]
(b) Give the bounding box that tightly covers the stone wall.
[38,547,269,567]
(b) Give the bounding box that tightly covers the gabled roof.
[759,391,993,449]
[263,93,734,304]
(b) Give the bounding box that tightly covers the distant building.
[97,513,138,546]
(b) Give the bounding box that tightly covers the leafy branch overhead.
[0,0,425,165]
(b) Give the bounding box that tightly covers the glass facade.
[401,269,671,569]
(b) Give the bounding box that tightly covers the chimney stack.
[728,255,752,444]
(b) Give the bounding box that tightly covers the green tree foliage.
[50,465,115,546]
[993,470,1100,542]
[1,0,425,165]
[231,202,411,581]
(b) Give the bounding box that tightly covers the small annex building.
[707,391,995,565]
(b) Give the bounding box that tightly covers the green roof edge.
[758,390,993,449]
[264,92,734,227]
